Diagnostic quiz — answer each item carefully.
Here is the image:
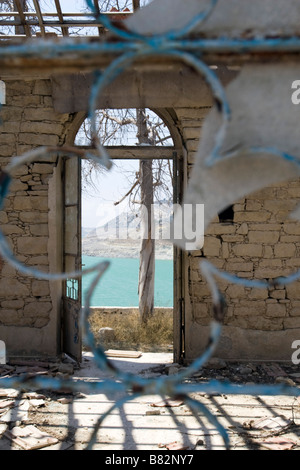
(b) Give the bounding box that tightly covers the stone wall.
[1,79,299,361]
[175,106,300,361]
[188,182,300,327]
[0,79,75,358]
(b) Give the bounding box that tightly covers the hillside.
[82,206,173,260]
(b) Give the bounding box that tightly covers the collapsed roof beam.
[54,0,69,37]
[13,0,31,37]
[32,0,46,36]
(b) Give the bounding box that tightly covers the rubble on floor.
[0,356,78,450]
[161,358,300,386]
[0,355,299,450]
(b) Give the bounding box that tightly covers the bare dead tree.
[136,108,155,323]
[78,107,173,323]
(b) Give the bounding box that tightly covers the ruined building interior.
[0,0,300,451]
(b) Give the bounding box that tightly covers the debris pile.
[0,358,77,450]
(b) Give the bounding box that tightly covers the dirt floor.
[0,352,300,451]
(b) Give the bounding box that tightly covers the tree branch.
[114,177,140,206]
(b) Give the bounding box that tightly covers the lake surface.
[82,255,173,307]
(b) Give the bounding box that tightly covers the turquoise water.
[82,255,173,307]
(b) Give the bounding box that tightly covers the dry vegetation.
[88,310,173,352]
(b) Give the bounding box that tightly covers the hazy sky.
[82,159,139,228]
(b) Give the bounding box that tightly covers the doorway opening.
[76,108,178,354]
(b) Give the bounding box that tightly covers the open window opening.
[218,204,234,223]
[74,108,177,354]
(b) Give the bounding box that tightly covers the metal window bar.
[66,278,79,301]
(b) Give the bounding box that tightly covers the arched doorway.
[61,108,185,362]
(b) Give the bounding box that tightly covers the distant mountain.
[82,205,173,260]
[82,227,95,238]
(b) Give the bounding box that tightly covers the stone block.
[284,318,300,328]
[221,234,244,242]
[31,163,54,174]
[226,261,253,272]
[0,309,19,325]
[18,212,48,223]
[23,108,61,122]
[33,80,52,95]
[17,237,48,255]
[21,121,63,135]
[176,107,210,120]
[0,212,8,224]
[248,288,269,300]
[234,305,264,317]
[248,231,280,244]
[9,180,28,192]
[221,242,230,259]
[259,259,282,268]
[30,196,48,211]
[264,199,296,213]
[280,235,299,243]
[234,211,270,223]
[266,303,287,317]
[26,256,49,266]
[32,280,50,297]
[269,289,286,300]
[0,144,16,156]
[286,187,300,198]
[236,222,248,235]
[232,243,263,258]
[1,225,23,235]
[30,224,48,236]
[19,133,59,146]
[0,279,29,297]
[183,127,201,139]
[255,267,286,279]
[205,224,236,235]
[203,237,221,256]
[13,196,32,211]
[23,301,52,318]
[186,139,200,152]
[286,283,300,300]
[226,284,246,299]
[274,243,296,258]
[248,223,282,231]
[1,300,24,309]
[0,106,23,122]
[284,224,300,235]
[245,200,262,211]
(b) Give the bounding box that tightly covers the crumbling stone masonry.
[0,79,300,361]
[0,79,77,358]
[177,106,300,362]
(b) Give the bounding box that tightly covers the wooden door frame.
[61,108,186,363]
